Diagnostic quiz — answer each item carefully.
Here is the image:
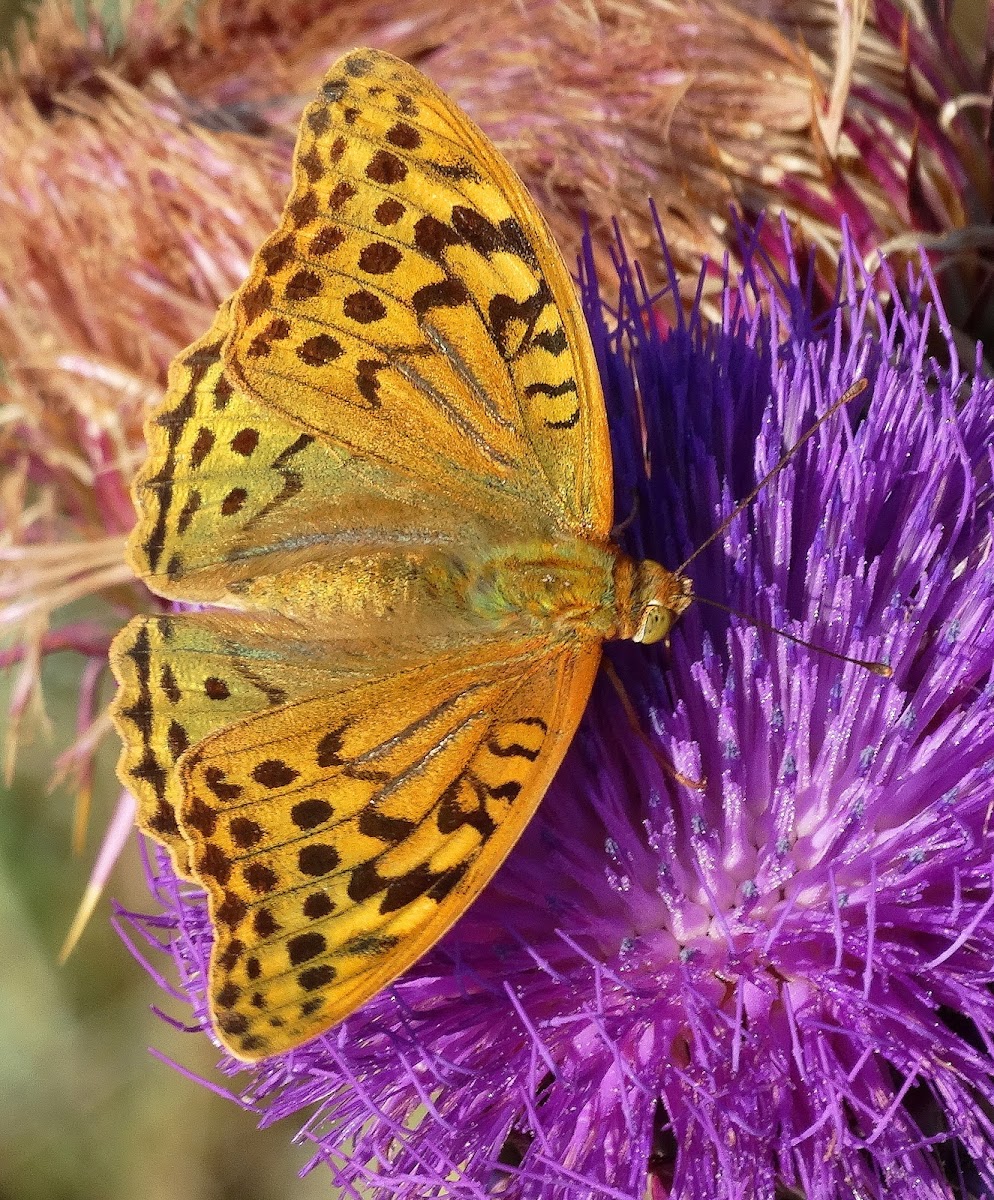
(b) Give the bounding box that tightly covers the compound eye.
[634,603,673,645]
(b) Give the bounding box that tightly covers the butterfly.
[109,47,692,1061]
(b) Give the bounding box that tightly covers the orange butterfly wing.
[173,634,599,1059]
[112,47,618,1060]
[225,48,612,541]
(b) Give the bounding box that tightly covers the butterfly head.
[617,558,693,645]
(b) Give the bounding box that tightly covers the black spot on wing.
[319,79,346,106]
[543,408,581,430]
[486,737,541,762]
[524,379,578,400]
[533,327,569,355]
[430,159,480,183]
[412,278,470,317]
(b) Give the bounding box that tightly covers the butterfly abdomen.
[222,548,476,635]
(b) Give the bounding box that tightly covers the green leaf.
[0,0,43,59]
[97,0,124,52]
[1,1,207,60]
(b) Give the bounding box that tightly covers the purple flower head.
[120,214,994,1199]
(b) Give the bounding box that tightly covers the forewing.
[225,47,612,539]
[175,635,601,1060]
[127,300,478,601]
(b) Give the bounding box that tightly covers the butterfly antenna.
[601,656,707,789]
[676,379,868,576]
[694,594,893,677]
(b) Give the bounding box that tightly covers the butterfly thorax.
[465,540,692,644]
[464,539,614,637]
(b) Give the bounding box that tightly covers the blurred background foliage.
[1,0,991,1198]
[2,0,120,53]
[1,651,331,1199]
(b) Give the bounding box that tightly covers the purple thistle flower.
[118,216,994,1199]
